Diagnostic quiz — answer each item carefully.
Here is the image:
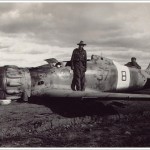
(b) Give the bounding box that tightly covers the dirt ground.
[1,98,150,147]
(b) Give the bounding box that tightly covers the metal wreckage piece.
[0,55,150,105]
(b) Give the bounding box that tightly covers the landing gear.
[21,91,29,102]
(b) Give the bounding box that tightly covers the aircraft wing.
[35,88,150,101]
[132,89,150,95]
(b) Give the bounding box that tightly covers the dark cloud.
[0,3,120,47]
[0,3,150,68]
[0,3,14,13]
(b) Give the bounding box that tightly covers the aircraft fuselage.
[0,55,149,101]
[30,55,148,96]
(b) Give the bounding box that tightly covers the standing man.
[71,41,87,91]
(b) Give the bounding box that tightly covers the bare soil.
[1,98,150,147]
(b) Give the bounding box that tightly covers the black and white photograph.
[0,1,150,147]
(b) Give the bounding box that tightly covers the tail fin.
[146,63,150,75]
[143,64,150,90]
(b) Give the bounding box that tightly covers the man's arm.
[125,62,131,67]
[134,62,141,69]
[71,50,75,70]
[84,50,87,71]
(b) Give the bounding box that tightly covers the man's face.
[79,45,84,49]
[132,58,136,63]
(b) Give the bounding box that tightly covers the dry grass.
[0,101,150,147]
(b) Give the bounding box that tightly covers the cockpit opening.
[38,81,44,85]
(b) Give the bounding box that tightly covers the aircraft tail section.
[146,63,150,75]
[143,64,150,90]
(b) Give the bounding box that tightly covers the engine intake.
[0,65,31,102]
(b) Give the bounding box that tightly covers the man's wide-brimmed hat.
[77,41,86,46]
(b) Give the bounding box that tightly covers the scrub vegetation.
[0,99,150,147]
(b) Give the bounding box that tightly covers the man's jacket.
[125,61,141,69]
[71,48,87,71]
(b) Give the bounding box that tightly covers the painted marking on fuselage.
[113,61,130,90]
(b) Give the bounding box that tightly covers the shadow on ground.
[28,96,120,118]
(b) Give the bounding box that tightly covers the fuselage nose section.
[0,67,6,99]
[0,66,31,101]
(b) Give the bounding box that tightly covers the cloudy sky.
[0,3,150,68]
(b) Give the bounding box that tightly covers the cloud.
[0,3,150,69]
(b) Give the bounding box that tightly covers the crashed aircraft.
[0,55,150,105]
